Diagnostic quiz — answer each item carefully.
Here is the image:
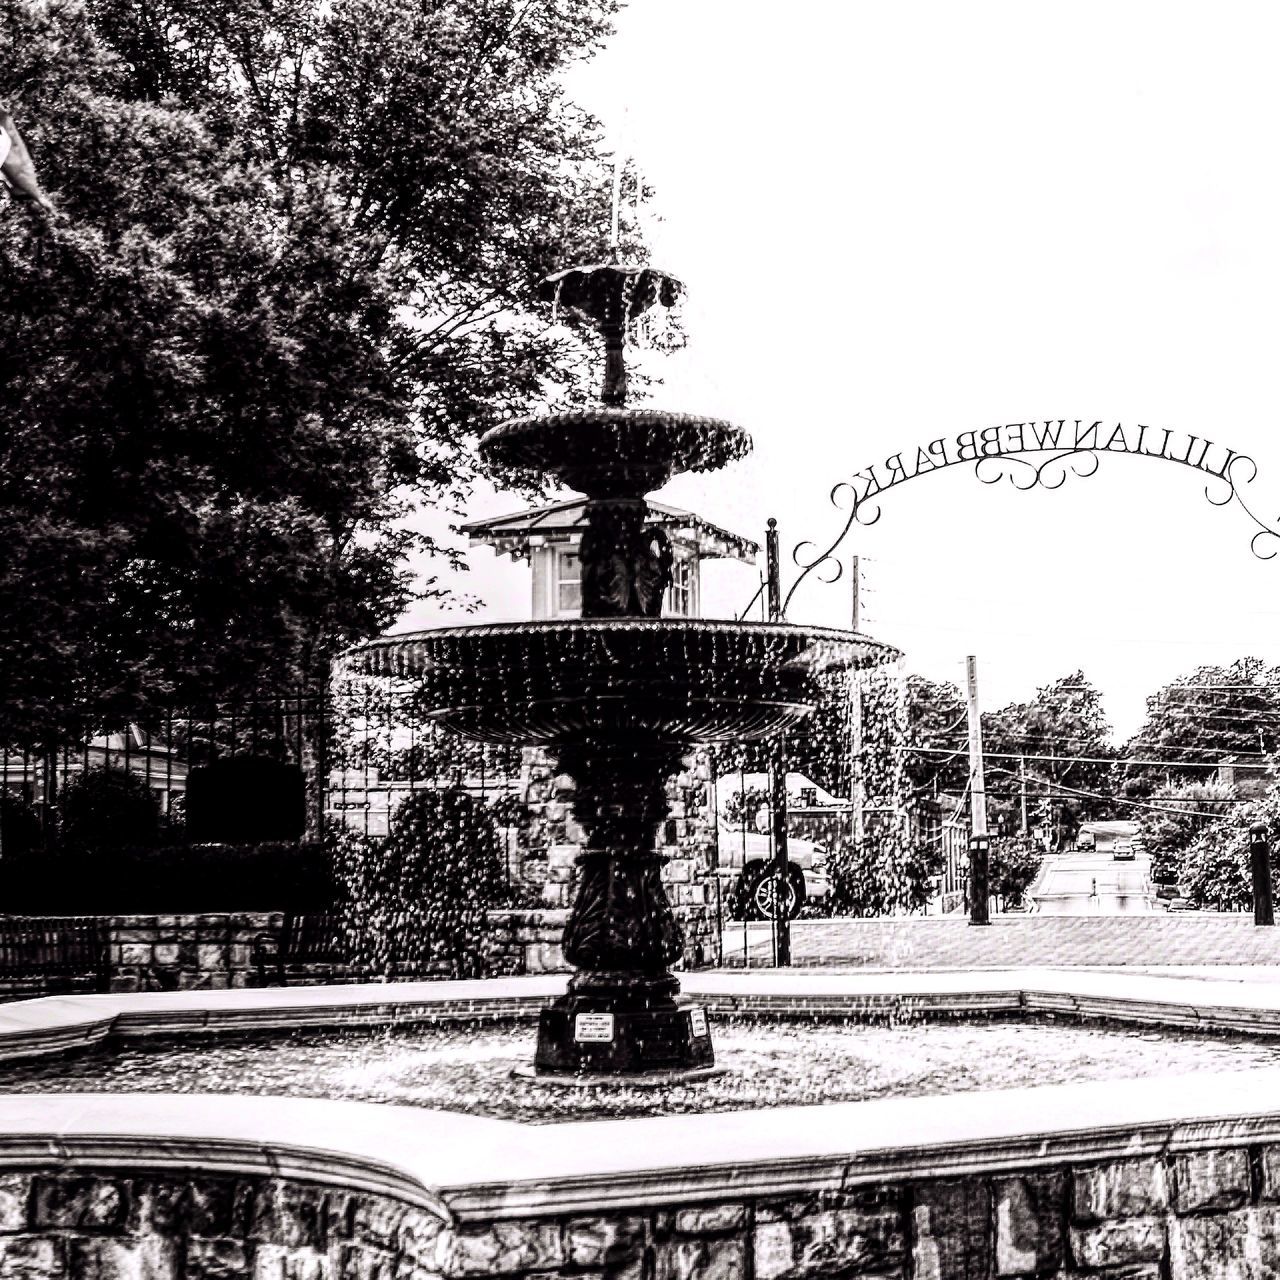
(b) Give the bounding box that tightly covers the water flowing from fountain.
[350,263,901,1079]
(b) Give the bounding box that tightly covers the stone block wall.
[107,913,280,993]
[436,1144,1280,1280]
[485,908,570,975]
[517,746,722,970]
[0,1170,443,1279]
[14,1143,1280,1279]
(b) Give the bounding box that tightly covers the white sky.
[399,0,1280,742]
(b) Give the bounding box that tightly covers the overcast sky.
[400,1,1280,742]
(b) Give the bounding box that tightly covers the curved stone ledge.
[0,969,1279,1222]
[5,1070,1280,1225]
[7,972,1280,1276]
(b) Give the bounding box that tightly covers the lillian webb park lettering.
[782,417,1275,610]
[846,419,1242,511]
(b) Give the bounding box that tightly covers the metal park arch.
[782,418,1280,616]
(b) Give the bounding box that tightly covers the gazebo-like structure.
[460,498,758,621]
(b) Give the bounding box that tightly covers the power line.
[1024,777,1249,820]
[902,745,1259,771]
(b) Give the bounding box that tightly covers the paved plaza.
[720,912,1280,969]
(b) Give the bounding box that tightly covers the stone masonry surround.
[4,972,1280,1275]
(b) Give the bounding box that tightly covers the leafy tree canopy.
[1,0,640,748]
[903,674,967,799]
[1143,779,1237,886]
[1181,784,1280,912]
[1120,657,1280,798]
[983,671,1116,849]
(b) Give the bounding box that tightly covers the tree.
[1181,784,1280,912]
[0,0,644,748]
[984,671,1117,850]
[1120,658,1280,798]
[903,675,969,798]
[989,838,1041,910]
[1144,780,1237,886]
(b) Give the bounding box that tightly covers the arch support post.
[1251,823,1274,927]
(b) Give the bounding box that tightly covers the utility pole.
[849,556,865,850]
[965,655,990,925]
[765,519,791,965]
[1019,753,1028,837]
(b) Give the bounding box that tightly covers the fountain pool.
[5,1011,1280,1123]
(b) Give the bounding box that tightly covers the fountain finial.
[539,264,682,406]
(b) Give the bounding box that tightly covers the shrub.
[185,757,306,843]
[722,786,770,829]
[990,839,1042,909]
[487,791,525,828]
[331,787,510,979]
[58,766,159,852]
[0,840,332,914]
[0,793,41,858]
[827,826,943,917]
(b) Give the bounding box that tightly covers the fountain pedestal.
[352,264,901,1081]
[534,737,713,1076]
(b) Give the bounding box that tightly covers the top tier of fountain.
[353,262,900,744]
[479,264,751,499]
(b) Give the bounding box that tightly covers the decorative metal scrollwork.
[973,447,1100,491]
[779,420,1280,617]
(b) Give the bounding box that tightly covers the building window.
[666,556,694,616]
[557,550,582,616]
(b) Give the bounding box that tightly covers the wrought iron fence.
[0,681,526,882]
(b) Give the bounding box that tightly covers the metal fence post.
[765,517,791,966]
[1251,823,1274,927]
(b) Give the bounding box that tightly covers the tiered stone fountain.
[354,263,900,1079]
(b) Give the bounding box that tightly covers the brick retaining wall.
[439,1149,1280,1279]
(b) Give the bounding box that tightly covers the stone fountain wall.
[0,1170,444,1279]
[507,746,722,972]
[2,1145,1276,1279]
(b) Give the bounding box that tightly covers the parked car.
[717,831,830,920]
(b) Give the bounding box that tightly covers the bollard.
[1251,823,1274,927]
[969,834,990,926]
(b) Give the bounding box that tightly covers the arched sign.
[784,419,1278,614]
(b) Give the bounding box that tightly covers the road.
[1028,850,1157,915]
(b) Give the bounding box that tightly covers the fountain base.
[513,1064,727,1088]
[533,977,715,1076]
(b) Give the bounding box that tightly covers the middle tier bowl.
[353,619,901,746]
